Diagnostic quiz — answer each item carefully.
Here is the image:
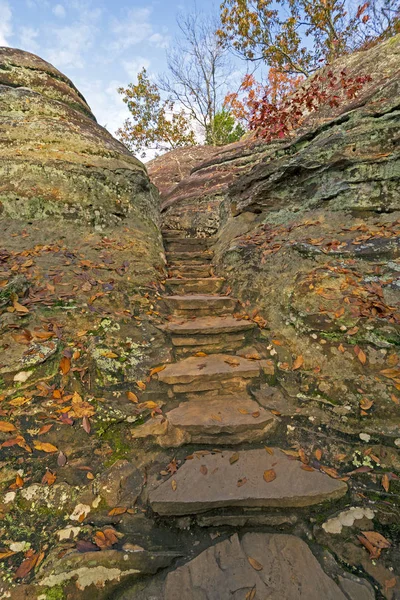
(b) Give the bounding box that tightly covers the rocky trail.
[0,38,399,600]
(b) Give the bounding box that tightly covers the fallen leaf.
[320,465,340,478]
[136,381,146,391]
[42,470,57,486]
[171,479,177,491]
[264,446,274,455]
[390,394,399,405]
[245,587,256,600]
[149,365,166,377]
[59,356,71,375]
[33,441,58,453]
[224,357,240,367]
[237,477,247,487]
[360,398,373,410]
[13,300,29,314]
[0,550,16,560]
[127,391,139,403]
[194,352,207,357]
[382,474,390,492]
[108,507,127,516]
[229,453,239,465]
[263,469,276,483]
[14,552,39,579]
[357,535,381,559]
[347,326,359,335]
[248,557,263,571]
[361,531,391,549]
[38,424,53,435]
[57,451,67,466]
[0,421,16,433]
[200,465,208,475]
[82,416,91,434]
[292,355,304,370]
[314,448,322,460]
[301,465,315,472]
[354,346,367,365]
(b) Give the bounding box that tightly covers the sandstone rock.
[97,460,143,508]
[149,533,347,599]
[149,448,347,515]
[132,396,277,447]
[163,295,237,317]
[161,315,256,336]
[157,354,262,386]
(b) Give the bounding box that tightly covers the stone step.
[166,251,213,264]
[161,316,256,336]
[174,340,246,358]
[166,278,225,295]
[163,295,237,317]
[132,396,277,447]
[156,354,262,390]
[168,265,212,279]
[149,448,348,516]
[164,238,215,253]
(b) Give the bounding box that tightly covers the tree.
[206,109,246,145]
[218,0,400,77]
[158,10,234,145]
[117,68,195,158]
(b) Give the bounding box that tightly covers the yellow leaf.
[9,396,30,407]
[127,391,139,403]
[264,446,274,455]
[382,474,390,492]
[13,300,29,313]
[33,441,58,453]
[248,557,263,571]
[136,381,146,390]
[171,479,177,491]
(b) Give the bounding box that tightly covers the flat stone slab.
[162,315,256,335]
[149,448,347,515]
[132,396,277,447]
[162,533,348,600]
[167,278,225,294]
[157,354,262,385]
[163,295,237,312]
[166,250,213,262]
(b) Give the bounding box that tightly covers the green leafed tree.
[117,68,196,158]
[206,109,246,145]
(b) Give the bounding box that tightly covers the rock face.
[0,48,160,230]
[118,534,348,599]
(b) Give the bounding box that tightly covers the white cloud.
[148,33,170,49]
[109,8,154,52]
[46,22,97,69]
[53,4,66,18]
[122,57,151,79]
[0,1,13,47]
[19,26,39,53]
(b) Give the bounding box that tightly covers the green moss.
[100,424,132,467]
[43,584,66,600]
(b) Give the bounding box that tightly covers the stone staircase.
[134,230,347,516]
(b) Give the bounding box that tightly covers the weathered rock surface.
[118,533,349,599]
[132,396,276,446]
[149,448,347,515]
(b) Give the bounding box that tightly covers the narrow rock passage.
[139,230,347,514]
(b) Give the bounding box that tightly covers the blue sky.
[0,0,225,140]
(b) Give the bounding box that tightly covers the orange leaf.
[382,474,390,492]
[136,381,146,390]
[149,365,166,377]
[229,453,239,465]
[42,470,57,485]
[263,469,276,483]
[314,448,322,460]
[14,552,39,579]
[361,531,391,549]
[108,507,127,516]
[354,346,367,365]
[127,391,139,403]
[292,355,304,370]
[0,421,16,433]
[171,479,177,491]
[59,356,71,375]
